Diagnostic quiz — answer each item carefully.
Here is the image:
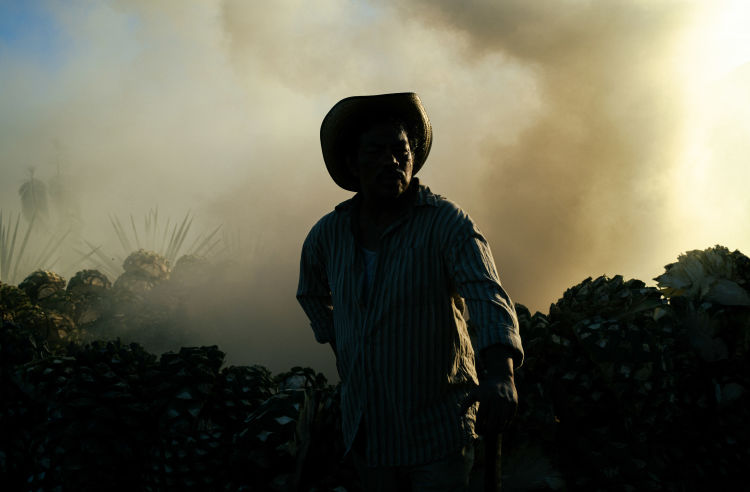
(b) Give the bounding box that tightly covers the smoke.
[0,0,342,375]
[386,0,698,311]
[2,0,746,381]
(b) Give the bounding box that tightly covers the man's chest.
[325,221,451,310]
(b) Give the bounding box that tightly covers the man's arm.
[446,216,523,435]
[473,343,518,435]
[444,218,524,368]
[296,226,335,346]
[479,343,514,379]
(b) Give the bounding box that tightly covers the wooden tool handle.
[483,433,502,492]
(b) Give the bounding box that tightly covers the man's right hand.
[459,375,518,436]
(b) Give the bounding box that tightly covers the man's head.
[320,93,432,193]
[346,118,415,200]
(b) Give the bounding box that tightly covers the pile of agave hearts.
[1,245,748,490]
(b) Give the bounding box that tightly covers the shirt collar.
[334,178,438,212]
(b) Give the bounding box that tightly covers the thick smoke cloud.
[387,0,697,310]
[1,1,747,381]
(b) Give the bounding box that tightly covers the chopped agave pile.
[1,245,748,490]
[655,245,750,306]
[122,249,171,281]
[18,270,66,303]
[505,247,750,490]
[67,268,111,294]
[114,249,171,299]
[0,329,343,491]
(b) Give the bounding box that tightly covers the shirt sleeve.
[444,215,524,368]
[296,223,335,345]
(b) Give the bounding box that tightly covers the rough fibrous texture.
[122,249,171,281]
[18,270,66,303]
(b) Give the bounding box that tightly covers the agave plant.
[80,208,222,279]
[0,211,71,285]
[0,159,84,285]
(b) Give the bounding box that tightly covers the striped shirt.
[296,180,523,466]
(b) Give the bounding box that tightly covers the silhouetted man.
[297,93,523,491]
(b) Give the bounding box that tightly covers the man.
[297,93,523,491]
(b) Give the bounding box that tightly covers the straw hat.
[320,92,432,191]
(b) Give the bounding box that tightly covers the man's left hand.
[459,374,518,435]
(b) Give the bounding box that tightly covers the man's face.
[350,122,415,201]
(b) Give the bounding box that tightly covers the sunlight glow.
[673,0,750,251]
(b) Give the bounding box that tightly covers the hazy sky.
[2,0,750,379]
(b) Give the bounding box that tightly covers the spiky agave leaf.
[0,211,22,282]
[107,209,218,265]
[0,211,37,284]
[25,228,71,274]
[164,212,192,263]
[77,240,122,281]
[1,210,75,284]
[109,214,133,254]
[185,224,222,258]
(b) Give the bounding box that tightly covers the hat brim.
[320,93,432,192]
